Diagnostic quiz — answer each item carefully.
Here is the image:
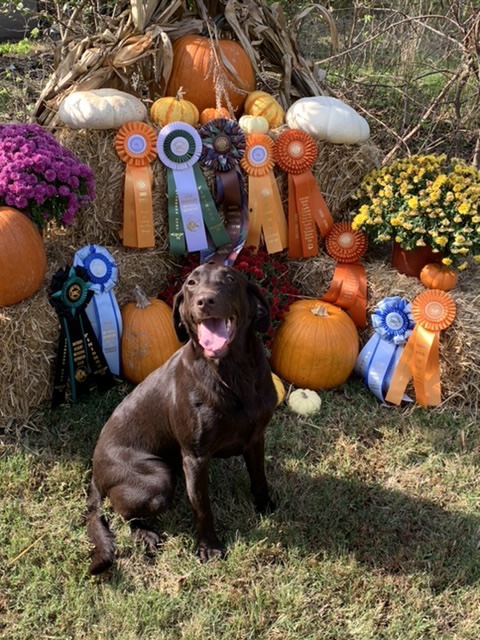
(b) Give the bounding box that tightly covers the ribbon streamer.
[115,122,157,248]
[73,245,122,376]
[157,122,230,256]
[199,118,248,265]
[274,129,334,258]
[49,265,114,407]
[322,222,368,327]
[355,296,415,403]
[385,290,456,407]
[240,133,288,254]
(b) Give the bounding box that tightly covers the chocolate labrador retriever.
[86,262,277,574]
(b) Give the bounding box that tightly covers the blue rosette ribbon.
[355,296,415,402]
[157,122,230,256]
[199,118,248,266]
[73,245,122,376]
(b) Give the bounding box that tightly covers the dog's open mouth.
[198,317,236,358]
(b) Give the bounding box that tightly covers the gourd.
[238,114,269,134]
[243,91,285,128]
[420,262,458,291]
[271,372,286,406]
[285,96,370,144]
[121,286,182,384]
[58,89,147,129]
[270,299,359,390]
[0,207,47,306]
[165,35,255,114]
[287,388,322,416]
[199,107,231,125]
[150,88,199,127]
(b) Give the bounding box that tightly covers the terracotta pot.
[391,242,443,278]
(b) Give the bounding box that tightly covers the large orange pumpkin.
[121,286,182,384]
[165,35,256,114]
[0,207,47,306]
[270,299,359,390]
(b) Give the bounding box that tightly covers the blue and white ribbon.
[73,245,122,376]
[355,296,415,402]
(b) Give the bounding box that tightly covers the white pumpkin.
[286,96,370,144]
[58,89,147,130]
[238,114,269,134]
[287,388,322,416]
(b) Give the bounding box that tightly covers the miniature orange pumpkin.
[270,299,359,390]
[150,88,199,127]
[0,206,47,306]
[165,35,255,114]
[419,262,458,291]
[243,91,285,128]
[199,107,231,125]
[121,286,182,384]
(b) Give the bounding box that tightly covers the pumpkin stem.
[311,304,329,317]
[175,86,185,101]
[133,285,152,309]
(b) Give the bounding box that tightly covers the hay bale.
[0,234,178,430]
[55,127,381,252]
[288,252,480,413]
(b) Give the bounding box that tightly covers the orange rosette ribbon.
[115,122,157,248]
[385,290,456,407]
[274,129,334,258]
[322,222,368,327]
[240,134,288,254]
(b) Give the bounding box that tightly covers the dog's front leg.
[243,435,276,514]
[182,453,226,562]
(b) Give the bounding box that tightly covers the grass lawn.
[1,378,479,640]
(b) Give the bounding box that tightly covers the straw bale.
[0,233,178,430]
[288,251,480,413]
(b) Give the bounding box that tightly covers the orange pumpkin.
[0,207,47,306]
[420,262,458,291]
[199,107,231,125]
[270,299,359,390]
[165,35,255,114]
[121,286,182,384]
[243,90,285,128]
[150,88,199,127]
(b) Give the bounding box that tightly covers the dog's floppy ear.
[172,290,189,343]
[247,281,271,334]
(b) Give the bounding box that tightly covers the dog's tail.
[86,479,115,575]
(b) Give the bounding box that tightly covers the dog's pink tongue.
[198,318,228,355]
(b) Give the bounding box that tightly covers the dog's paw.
[133,527,162,557]
[197,539,226,563]
[255,495,276,515]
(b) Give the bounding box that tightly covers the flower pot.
[391,243,443,278]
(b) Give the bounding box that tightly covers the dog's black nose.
[196,293,217,309]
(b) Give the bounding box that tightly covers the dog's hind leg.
[86,480,116,575]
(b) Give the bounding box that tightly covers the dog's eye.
[226,274,236,283]
[186,278,197,286]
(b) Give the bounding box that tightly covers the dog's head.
[172,262,270,359]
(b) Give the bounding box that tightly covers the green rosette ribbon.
[49,265,113,406]
[156,122,230,256]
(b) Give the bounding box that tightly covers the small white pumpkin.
[238,114,269,134]
[286,96,370,144]
[59,89,147,130]
[287,388,322,416]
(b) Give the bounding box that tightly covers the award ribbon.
[199,118,248,265]
[157,122,230,256]
[322,222,368,327]
[274,129,334,258]
[385,290,456,407]
[115,122,157,248]
[49,265,113,407]
[73,245,122,376]
[355,296,415,403]
[240,133,288,254]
